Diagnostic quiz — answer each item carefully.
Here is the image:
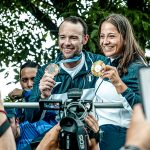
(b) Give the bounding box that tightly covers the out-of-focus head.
[20,61,40,90]
[58,16,89,60]
[6,109,20,139]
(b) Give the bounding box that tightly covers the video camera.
[39,88,93,150]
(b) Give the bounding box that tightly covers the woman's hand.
[102,65,127,93]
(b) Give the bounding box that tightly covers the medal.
[45,63,60,76]
[91,60,106,77]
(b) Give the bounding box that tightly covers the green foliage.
[0,0,150,83]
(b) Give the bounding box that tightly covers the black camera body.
[59,116,88,150]
[59,88,93,150]
[39,88,93,150]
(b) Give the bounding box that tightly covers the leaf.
[0,69,5,72]
[91,29,98,39]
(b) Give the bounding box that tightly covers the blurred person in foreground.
[6,108,53,150]
[120,104,150,150]
[0,91,16,150]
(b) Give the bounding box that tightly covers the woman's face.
[99,22,124,58]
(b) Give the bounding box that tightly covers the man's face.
[20,67,37,90]
[58,21,88,59]
[9,117,20,139]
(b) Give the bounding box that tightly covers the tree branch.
[19,0,58,37]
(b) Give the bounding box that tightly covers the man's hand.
[85,114,99,133]
[8,88,23,100]
[39,71,55,99]
[36,124,61,150]
[126,104,150,150]
[85,114,100,150]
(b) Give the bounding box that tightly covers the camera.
[39,88,93,150]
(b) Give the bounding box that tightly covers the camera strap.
[77,125,88,150]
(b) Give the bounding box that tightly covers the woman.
[95,13,147,150]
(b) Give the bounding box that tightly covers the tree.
[0,0,150,82]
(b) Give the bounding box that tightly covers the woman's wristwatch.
[120,145,140,150]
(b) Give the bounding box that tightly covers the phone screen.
[139,67,150,121]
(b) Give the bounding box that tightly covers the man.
[27,16,107,122]
[9,61,57,126]
[8,61,41,122]
[6,108,53,150]
[8,61,40,102]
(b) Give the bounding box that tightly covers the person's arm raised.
[36,124,61,150]
[122,104,150,150]
[39,71,56,99]
[0,91,16,150]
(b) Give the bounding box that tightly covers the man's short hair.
[20,60,41,78]
[20,61,40,71]
[59,16,88,35]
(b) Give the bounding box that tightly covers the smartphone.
[139,66,150,121]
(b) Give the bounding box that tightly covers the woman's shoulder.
[128,60,146,71]
[126,60,146,78]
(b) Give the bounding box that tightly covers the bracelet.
[120,145,140,150]
[0,119,10,137]
[0,110,7,115]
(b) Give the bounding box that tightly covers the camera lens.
[60,117,77,133]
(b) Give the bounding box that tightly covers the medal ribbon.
[59,53,82,63]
